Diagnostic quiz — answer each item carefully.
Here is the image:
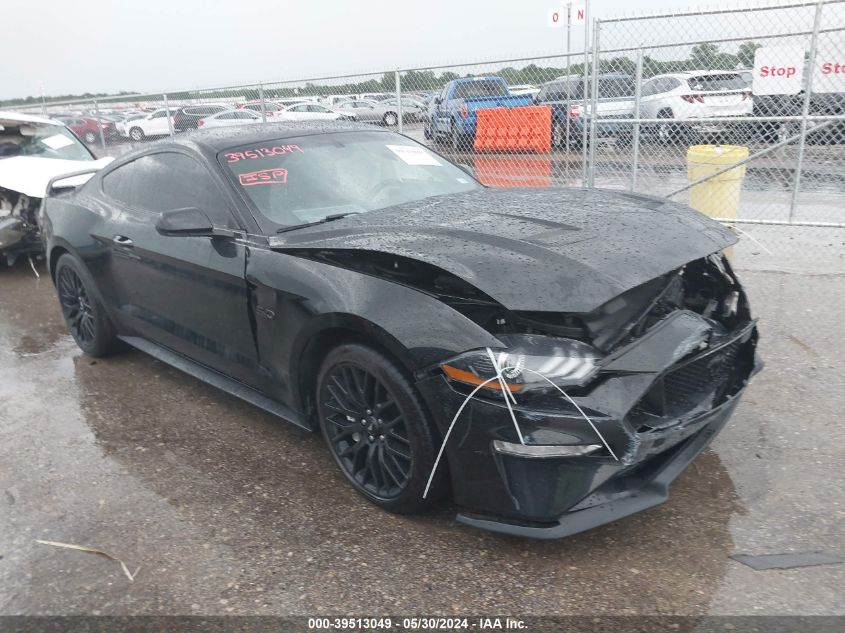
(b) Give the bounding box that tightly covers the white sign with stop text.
[752,46,805,95]
[812,32,845,94]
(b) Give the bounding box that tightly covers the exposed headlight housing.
[440,335,601,394]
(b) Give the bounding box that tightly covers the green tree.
[689,43,719,70]
[736,41,761,68]
[380,72,396,92]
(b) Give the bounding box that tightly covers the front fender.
[244,247,501,413]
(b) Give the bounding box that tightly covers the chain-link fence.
[8,0,844,269]
[592,0,845,227]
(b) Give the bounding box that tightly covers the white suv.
[124,108,175,141]
[640,71,752,141]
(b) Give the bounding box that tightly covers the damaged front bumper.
[416,316,760,539]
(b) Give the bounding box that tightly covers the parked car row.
[41,70,843,151]
[419,70,842,151]
[72,95,436,143]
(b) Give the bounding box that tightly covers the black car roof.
[164,121,386,153]
[101,121,391,168]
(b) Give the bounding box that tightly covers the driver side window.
[103,152,237,228]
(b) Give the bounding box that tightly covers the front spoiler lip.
[454,395,736,540]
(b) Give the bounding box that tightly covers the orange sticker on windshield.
[239,168,288,186]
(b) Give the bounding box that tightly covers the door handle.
[113,235,133,247]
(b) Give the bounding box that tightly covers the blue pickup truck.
[424,76,533,150]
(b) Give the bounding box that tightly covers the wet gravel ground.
[0,251,843,616]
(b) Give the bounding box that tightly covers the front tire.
[83,131,98,144]
[451,123,470,152]
[317,343,446,514]
[383,111,398,126]
[55,254,120,357]
[423,120,433,139]
[129,126,144,142]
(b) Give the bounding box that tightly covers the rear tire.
[55,254,120,357]
[383,112,398,126]
[654,109,691,146]
[615,132,634,150]
[316,343,446,514]
[83,131,98,144]
[552,121,564,149]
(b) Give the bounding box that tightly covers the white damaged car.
[0,111,112,266]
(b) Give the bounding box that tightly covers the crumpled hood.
[0,156,113,198]
[271,187,736,313]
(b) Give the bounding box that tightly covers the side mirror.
[155,207,215,237]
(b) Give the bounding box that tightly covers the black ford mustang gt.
[42,122,760,539]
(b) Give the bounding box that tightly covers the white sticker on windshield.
[42,134,74,149]
[386,144,441,166]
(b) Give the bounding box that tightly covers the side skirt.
[119,336,311,432]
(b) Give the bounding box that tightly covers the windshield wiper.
[276,211,362,234]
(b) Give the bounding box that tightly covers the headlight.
[440,335,601,394]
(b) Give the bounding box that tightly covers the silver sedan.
[379,97,427,122]
[333,99,401,126]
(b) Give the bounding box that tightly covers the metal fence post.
[563,3,572,183]
[395,70,403,134]
[580,1,591,186]
[789,0,824,222]
[163,93,174,137]
[630,47,644,192]
[93,98,106,150]
[587,18,601,188]
[258,82,267,123]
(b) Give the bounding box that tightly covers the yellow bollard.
[686,144,749,221]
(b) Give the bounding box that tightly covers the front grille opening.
[628,336,754,433]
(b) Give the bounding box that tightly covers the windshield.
[688,74,747,92]
[0,119,94,161]
[222,131,479,230]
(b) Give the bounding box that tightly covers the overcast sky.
[3,0,793,100]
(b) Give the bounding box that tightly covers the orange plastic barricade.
[473,105,552,153]
[473,156,552,188]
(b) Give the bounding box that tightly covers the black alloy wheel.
[322,363,411,497]
[55,254,119,357]
[57,265,97,345]
[317,344,445,513]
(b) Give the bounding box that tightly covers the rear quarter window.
[453,80,508,99]
[101,161,136,206]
